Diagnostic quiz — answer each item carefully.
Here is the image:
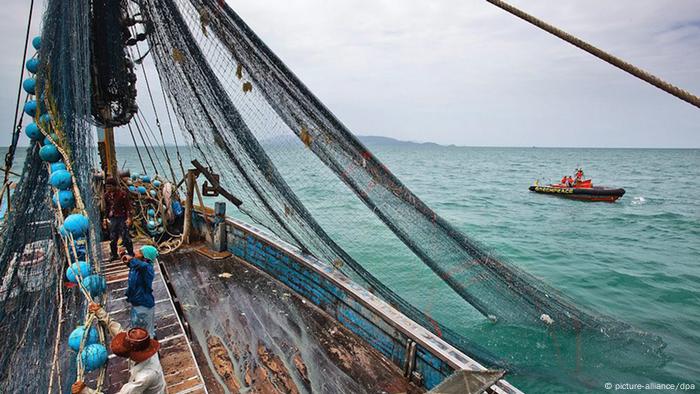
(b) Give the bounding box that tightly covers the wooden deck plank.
[99,243,207,394]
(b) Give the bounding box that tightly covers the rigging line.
[127,123,148,174]
[135,109,168,166]
[129,40,178,183]
[5,0,35,185]
[158,75,187,179]
[486,0,700,110]
[131,115,160,173]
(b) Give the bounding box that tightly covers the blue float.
[39,113,51,126]
[147,220,157,230]
[149,190,157,198]
[68,325,99,352]
[141,175,151,183]
[83,274,107,297]
[24,100,37,117]
[50,162,67,172]
[66,261,91,283]
[152,180,162,187]
[32,36,41,50]
[64,214,89,237]
[22,78,36,94]
[137,186,147,194]
[128,185,136,193]
[52,190,75,210]
[131,172,140,180]
[43,133,58,146]
[24,122,42,140]
[49,169,72,189]
[81,344,108,372]
[40,144,61,163]
[147,208,155,217]
[26,58,39,73]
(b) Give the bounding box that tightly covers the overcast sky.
[1,0,699,148]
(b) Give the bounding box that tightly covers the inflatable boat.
[529,180,625,202]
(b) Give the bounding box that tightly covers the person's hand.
[122,254,133,267]
[118,246,126,257]
[88,302,101,314]
[71,380,85,394]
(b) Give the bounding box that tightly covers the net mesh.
[0,0,669,391]
[138,0,666,386]
[0,0,103,392]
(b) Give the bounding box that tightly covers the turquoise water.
[3,144,698,392]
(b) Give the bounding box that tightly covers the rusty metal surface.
[161,249,423,394]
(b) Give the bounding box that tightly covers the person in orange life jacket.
[122,245,159,338]
[71,302,166,394]
[560,175,568,185]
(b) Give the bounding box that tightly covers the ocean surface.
[3,143,699,393]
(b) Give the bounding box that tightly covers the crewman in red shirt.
[104,178,134,260]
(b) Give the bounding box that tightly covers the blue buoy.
[83,274,107,297]
[147,220,157,229]
[52,190,75,210]
[149,190,157,198]
[39,113,52,126]
[65,261,91,283]
[141,175,151,183]
[131,172,140,180]
[68,325,99,352]
[64,214,89,237]
[153,180,162,187]
[81,344,108,372]
[43,133,58,146]
[49,169,72,189]
[147,208,155,217]
[40,144,62,163]
[50,162,67,172]
[23,78,36,94]
[32,36,41,50]
[128,185,136,193]
[24,122,42,140]
[137,186,147,194]
[24,100,37,117]
[26,58,39,73]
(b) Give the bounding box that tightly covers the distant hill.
[357,135,444,147]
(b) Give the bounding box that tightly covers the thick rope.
[486,0,700,109]
[4,0,35,187]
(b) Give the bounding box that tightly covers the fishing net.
[0,0,105,392]
[137,0,666,386]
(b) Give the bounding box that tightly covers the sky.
[1,0,699,148]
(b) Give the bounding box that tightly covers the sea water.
[3,144,698,393]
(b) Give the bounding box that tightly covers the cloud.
[1,0,699,148]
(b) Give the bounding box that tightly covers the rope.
[132,113,160,173]
[128,39,179,182]
[486,0,700,109]
[4,0,35,186]
[127,123,148,174]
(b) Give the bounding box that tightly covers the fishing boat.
[529,180,626,202]
[1,0,689,392]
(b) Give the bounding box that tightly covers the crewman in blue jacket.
[123,245,159,338]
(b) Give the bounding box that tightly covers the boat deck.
[99,243,207,394]
[160,247,424,394]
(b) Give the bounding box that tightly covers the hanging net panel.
[138,0,666,386]
[0,0,104,391]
